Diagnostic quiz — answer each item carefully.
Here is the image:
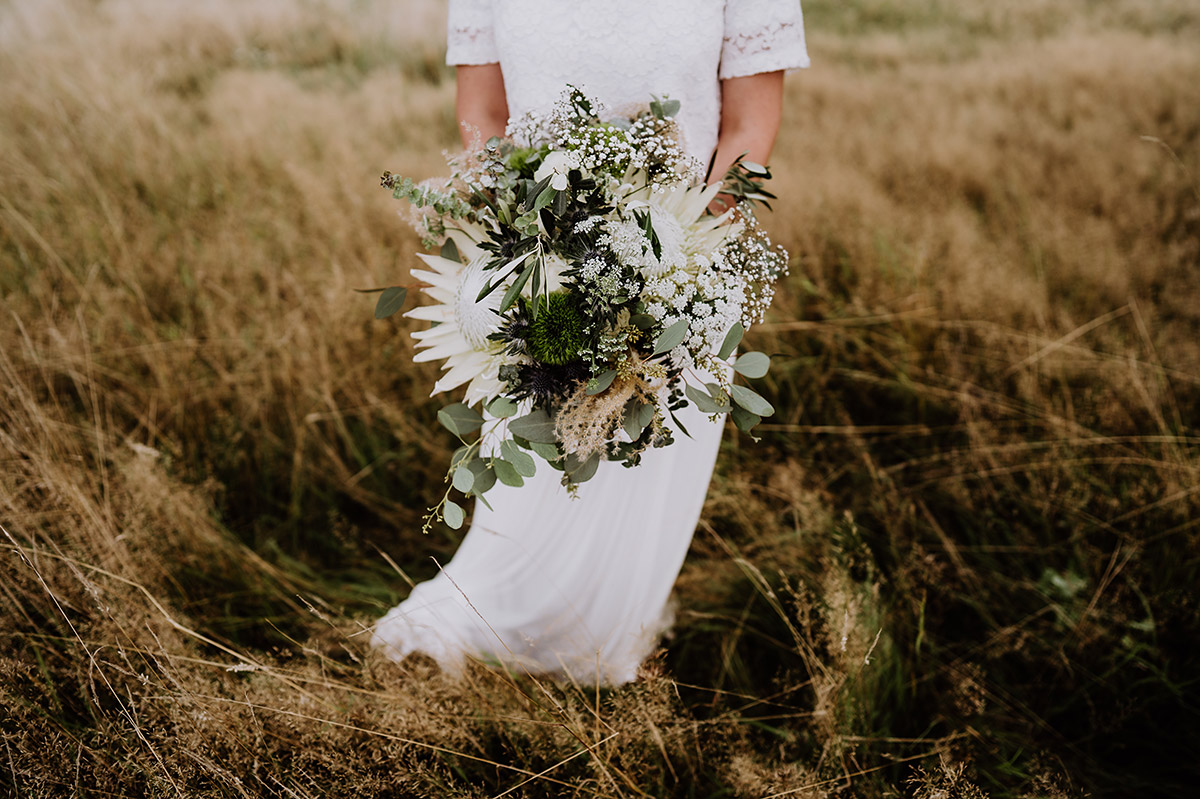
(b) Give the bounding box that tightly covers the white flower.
[534,150,579,191]
[639,180,738,279]
[539,251,570,293]
[405,226,513,406]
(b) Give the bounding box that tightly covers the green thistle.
[527,292,587,366]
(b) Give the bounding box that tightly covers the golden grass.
[2,0,1198,796]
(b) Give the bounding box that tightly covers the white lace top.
[445,0,810,160]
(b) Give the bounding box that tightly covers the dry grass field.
[2,0,1198,796]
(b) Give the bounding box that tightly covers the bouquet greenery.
[375,88,788,529]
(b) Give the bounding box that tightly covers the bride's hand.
[707,192,737,217]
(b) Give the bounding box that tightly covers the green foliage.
[718,322,744,360]
[486,396,519,418]
[586,369,617,395]
[730,384,774,417]
[649,96,681,119]
[372,285,407,319]
[437,403,485,437]
[381,171,474,219]
[499,440,536,477]
[686,383,730,414]
[525,291,588,366]
[443,499,465,529]
[719,155,777,212]
[733,351,770,379]
[505,144,547,178]
[506,409,558,444]
[652,318,690,356]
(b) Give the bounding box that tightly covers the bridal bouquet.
[375,88,788,529]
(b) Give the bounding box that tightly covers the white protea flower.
[640,180,741,279]
[405,227,512,406]
[541,251,570,293]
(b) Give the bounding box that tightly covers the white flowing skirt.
[370,402,724,685]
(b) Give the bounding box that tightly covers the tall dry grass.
[2,0,1198,796]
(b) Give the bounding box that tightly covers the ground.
[1,1,1198,796]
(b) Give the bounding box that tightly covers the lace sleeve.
[446,0,499,66]
[720,0,811,80]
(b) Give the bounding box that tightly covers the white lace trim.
[720,18,811,79]
[446,0,499,65]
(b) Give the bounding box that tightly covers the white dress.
[371,0,809,686]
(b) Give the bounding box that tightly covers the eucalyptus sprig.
[717,154,778,212]
[682,323,775,440]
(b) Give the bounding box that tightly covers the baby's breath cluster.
[508,86,698,189]
[718,210,790,327]
[626,114,703,184]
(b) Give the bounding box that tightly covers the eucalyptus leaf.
[514,212,539,235]
[507,409,558,444]
[652,319,690,357]
[564,452,601,484]
[586,370,618,395]
[451,465,475,493]
[467,458,496,495]
[718,322,745,360]
[501,440,537,478]
[486,396,519,418]
[686,384,730,414]
[443,500,465,530]
[731,406,762,436]
[440,238,462,264]
[530,441,562,463]
[623,401,654,440]
[629,314,656,330]
[730,384,775,417]
[650,97,681,119]
[374,286,407,320]
[493,458,525,487]
[733,351,770,379]
[437,403,485,437]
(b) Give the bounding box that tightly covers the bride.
[371,0,809,685]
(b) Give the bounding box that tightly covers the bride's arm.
[456,64,509,148]
[708,70,785,200]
